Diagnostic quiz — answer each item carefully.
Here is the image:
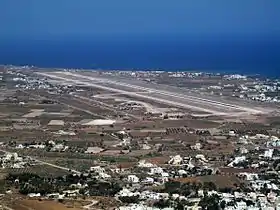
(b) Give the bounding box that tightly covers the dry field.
[173,175,242,189]
[11,199,83,210]
[1,165,71,177]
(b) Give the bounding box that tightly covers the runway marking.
[37,72,267,116]
[58,71,265,114]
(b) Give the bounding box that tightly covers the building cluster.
[98,131,280,209]
[7,70,52,90]
[206,80,280,103]
[235,82,280,103]
[13,140,70,152]
[224,74,248,80]
[0,152,28,169]
[4,124,280,208]
[112,148,280,209]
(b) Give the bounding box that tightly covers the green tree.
[220,200,226,209]
[199,194,220,210]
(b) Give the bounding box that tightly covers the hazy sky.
[1,0,280,39]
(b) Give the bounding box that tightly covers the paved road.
[37,72,226,115]
[60,72,264,113]
[38,71,267,116]
[33,158,80,174]
[83,200,99,209]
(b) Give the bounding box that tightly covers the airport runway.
[37,71,268,116]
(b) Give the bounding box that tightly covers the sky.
[0,0,280,40]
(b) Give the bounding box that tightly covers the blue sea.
[0,36,279,77]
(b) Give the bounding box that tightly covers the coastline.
[0,37,279,78]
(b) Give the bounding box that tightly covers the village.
[0,66,279,209]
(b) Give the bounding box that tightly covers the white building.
[127,175,139,183]
[138,160,155,168]
[227,156,246,167]
[168,155,183,165]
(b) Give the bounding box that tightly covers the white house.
[168,155,183,165]
[127,175,139,183]
[148,167,164,175]
[138,160,155,168]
